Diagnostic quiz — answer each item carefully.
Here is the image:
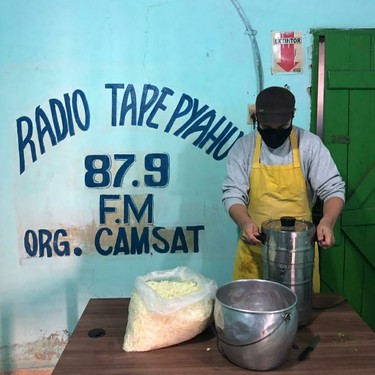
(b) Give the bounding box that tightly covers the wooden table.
[52,294,375,374]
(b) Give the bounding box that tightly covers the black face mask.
[257,125,292,149]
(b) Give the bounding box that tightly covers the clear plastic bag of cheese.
[122,266,217,352]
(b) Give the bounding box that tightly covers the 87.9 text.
[84,153,169,188]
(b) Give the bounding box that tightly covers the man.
[222,86,345,290]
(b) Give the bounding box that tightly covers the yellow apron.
[232,129,320,292]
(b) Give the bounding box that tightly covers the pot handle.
[257,232,267,244]
[213,313,292,348]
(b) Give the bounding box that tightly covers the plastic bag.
[122,266,217,352]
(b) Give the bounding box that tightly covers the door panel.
[342,166,375,268]
[311,29,375,330]
[328,71,375,88]
[363,263,375,327]
[344,242,364,313]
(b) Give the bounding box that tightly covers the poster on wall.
[271,31,303,74]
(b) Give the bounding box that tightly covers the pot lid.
[261,216,315,233]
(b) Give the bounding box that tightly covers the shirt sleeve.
[299,130,346,204]
[222,134,253,212]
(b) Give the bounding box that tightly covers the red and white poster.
[272,31,303,74]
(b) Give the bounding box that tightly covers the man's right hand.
[241,222,261,245]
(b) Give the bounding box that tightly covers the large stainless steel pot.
[261,216,316,326]
[214,279,298,371]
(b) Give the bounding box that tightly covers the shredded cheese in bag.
[122,268,216,352]
[146,280,199,298]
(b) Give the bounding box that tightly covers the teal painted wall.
[0,0,374,370]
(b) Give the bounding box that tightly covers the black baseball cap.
[256,86,295,124]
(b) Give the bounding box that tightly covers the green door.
[311,29,375,330]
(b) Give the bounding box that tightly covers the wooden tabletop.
[52,294,375,374]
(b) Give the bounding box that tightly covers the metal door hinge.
[331,135,350,144]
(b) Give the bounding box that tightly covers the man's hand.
[316,220,335,248]
[317,197,345,249]
[229,204,262,245]
[241,221,261,245]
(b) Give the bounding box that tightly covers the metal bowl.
[214,279,298,371]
